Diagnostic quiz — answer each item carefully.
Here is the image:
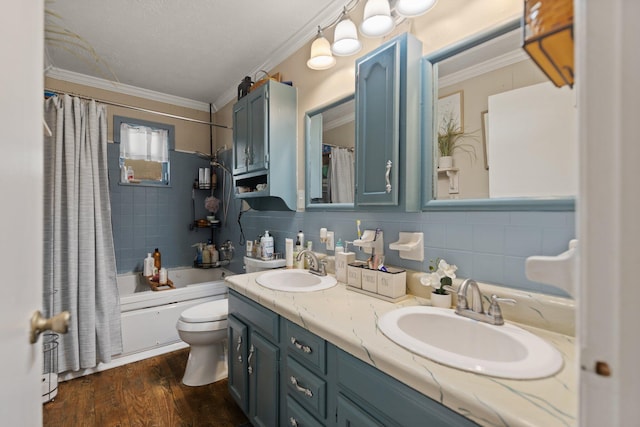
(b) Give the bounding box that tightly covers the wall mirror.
[305,94,356,209]
[422,20,576,211]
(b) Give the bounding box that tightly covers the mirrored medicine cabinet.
[422,19,576,211]
[305,94,356,210]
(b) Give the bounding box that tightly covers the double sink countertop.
[225,271,577,427]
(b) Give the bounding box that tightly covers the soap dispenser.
[261,230,274,260]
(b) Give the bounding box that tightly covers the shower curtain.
[43,95,122,372]
[329,147,355,203]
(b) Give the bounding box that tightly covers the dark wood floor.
[43,348,249,427]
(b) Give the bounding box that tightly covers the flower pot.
[438,156,453,169]
[430,292,452,308]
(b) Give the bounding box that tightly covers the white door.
[0,1,45,425]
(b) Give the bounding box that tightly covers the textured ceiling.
[45,0,345,109]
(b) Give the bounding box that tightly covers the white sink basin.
[378,306,563,379]
[256,269,337,292]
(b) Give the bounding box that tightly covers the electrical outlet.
[326,231,335,251]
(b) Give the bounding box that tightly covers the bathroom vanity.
[225,272,577,426]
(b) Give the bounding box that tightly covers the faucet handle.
[488,295,516,325]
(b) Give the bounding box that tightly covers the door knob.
[30,310,70,344]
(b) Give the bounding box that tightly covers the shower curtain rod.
[44,88,232,129]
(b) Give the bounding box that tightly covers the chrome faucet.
[455,279,516,325]
[296,249,327,276]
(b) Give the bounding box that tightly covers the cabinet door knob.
[289,417,299,427]
[385,160,392,193]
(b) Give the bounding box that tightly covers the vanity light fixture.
[395,0,437,17]
[360,0,395,38]
[307,26,337,70]
[332,9,362,56]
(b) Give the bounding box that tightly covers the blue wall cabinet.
[228,291,280,426]
[232,81,297,211]
[355,33,422,211]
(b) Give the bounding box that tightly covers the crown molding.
[438,49,530,88]
[45,67,212,113]
[213,0,347,110]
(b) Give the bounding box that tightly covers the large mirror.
[305,94,356,209]
[422,20,576,211]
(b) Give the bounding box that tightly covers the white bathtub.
[60,267,233,381]
[118,267,232,357]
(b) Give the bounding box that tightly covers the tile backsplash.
[107,147,575,297]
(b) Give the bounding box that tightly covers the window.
[114,116,174,186]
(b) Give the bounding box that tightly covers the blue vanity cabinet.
[228,290,280,427]
[281,319,330,427]
[335,348,479,427]
[355,32,422,212]
[232,80,297,211]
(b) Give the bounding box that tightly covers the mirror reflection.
[305,95,355,207]
[432,28,577,201]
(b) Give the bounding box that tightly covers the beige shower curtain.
[43,94,122,372]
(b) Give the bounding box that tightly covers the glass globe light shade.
[332,17,362,56]
[307,33,336,70]
[396,0,438,17]
[360,0,394,38]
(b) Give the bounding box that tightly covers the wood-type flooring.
[43,348,249,427]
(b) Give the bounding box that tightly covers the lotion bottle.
[143,253,154,276]
[261,230,274,260]
[153,248,161,273]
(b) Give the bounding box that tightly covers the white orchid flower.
[438,259,458,279]
[420,272,442,288]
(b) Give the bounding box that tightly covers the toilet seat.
[177,299,228,332]
[179,299,228,323]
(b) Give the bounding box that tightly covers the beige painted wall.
[45,77,216,154]
[213,0,521,198]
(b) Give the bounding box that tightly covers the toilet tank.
[244,256,286,273]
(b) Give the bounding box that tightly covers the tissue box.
[377,268,406,298]
[361,268,378,293]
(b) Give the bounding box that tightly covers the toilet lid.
[180,299,228,323]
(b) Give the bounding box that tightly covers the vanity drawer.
[286,395,324,427]
[284,319,327,373]
[285,356,327,420]
[228,289,279,341]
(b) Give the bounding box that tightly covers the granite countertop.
[225,272,577,427]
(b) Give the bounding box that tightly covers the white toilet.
[176,298,228,386]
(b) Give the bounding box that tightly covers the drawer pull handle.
[236,336,243,364]
[247,344,255,375]
[289,417,299,427]
[290,376,313,398]
[290,336,312,354]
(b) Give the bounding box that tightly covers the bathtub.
[118,267,232,358]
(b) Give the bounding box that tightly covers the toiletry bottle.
[335,239,344,253]
[153,248,161,272]
[285,238,294,269]
[261,230,274,260]
[127,166,135,181]
[202,242,211,264]
[143,253,154,276]
[294,233,303,269]
[211,245,219,263]
[121,165,129,183]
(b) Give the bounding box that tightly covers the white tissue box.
[361,268,378,293]
[377,268,406,298]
